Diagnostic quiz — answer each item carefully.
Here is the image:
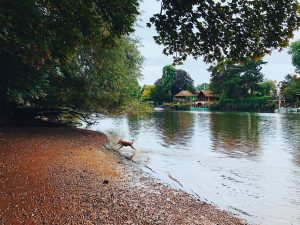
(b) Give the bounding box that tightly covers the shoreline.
[0,127,248,224]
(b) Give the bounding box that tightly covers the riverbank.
[0,127,247,224]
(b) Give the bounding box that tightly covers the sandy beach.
[0,127,248,224]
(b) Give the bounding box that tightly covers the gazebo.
[173,90,196,103]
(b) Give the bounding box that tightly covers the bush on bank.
[210,97,276,112]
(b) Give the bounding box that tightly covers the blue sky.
[134,0,300,86]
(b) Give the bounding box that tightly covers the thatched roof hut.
[174,90,196,103]
[174,90,195,97]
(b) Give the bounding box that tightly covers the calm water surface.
[88,111,300,225]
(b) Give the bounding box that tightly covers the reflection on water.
[281,114,300,165]
[152,111,195,147]
[88,111,300,225]
[127,115,143,139]
[209,113,261,158]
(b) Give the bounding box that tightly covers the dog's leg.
[130,145,136,150]
[118,145,123,150]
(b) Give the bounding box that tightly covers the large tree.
[280,74,300,105]
[209,60,266,98]
[60,37,144,113]
[141,85,156,102]
[279,74,299,93]
[2,0,300,122]
[161,65,177,95]
[148,0,300,63]
[258,80,277,97]
[282,42,300,105]
[289,41,300,73]
[0,0,140,122]
[171,69,195,95]
[150,67,195,104]
[282,80,300,105]
[150,83,170,105]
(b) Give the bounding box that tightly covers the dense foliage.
[210,97,276,113]
[2,0,300,123]
[149,65,195,104]
[280,74,300,105]
[141,85,156,102]
[171,69,195,95]
[150,83,170,105]
[148,0,300,64]
[161,65,177,95]
[0,0,141,123]
[209,60,266,99]
[283,41,300,106]
[64,37,144,113]
[196,83,209,91]
[208,60,277,111]
[257,80,277,97]
[289,41,300,73]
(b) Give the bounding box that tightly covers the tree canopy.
[196,83,209,91]
[148,0,300,63]
[162,65,177,95]
[209,60,266,99]
[149,66,195,104]
[2,0,300,123]
[150,84,170,105]
[171,69,195,95]
[258,80,276,97]
[280,74,300,105]
[283,41,300,105]
[141,85,156,102]
[289,40,300,73]
[0,0,140,123]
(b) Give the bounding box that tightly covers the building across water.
[170,90,219,110]
[194,90,219,107]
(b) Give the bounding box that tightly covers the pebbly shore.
[0,127,248,225]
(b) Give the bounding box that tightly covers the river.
[87,111,300,225]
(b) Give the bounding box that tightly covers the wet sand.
[0,127,248,224]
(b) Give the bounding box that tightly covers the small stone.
[103,180,109,184]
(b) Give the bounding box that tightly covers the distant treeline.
[210,97,276,113]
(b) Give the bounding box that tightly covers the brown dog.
[117,139,136,150]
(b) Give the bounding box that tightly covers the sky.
[134,0,300,86]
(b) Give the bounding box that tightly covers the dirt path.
[0,127,248,224]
